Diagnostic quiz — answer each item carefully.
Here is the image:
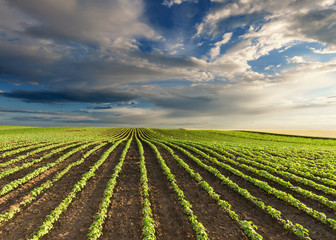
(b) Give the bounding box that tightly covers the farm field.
[0,127,336,240]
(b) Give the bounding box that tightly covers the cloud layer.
[0,0,336,128]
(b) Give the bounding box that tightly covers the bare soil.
[0,138,335,240]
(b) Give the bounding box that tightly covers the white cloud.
[288,56,306,64]
[196,0,336,70]
[6,0,159,47]
[162,0,197,8]
[209,32,232,60]
[199,0,335,35]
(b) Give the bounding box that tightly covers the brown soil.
[229,153,336,202]
[0,142,78,170]
[174,143,335,240]
[101,139,142,239]
[1,137,335,240]
[195,145,336,220]
[143,141,196,240]
[0,143,105,239]
[154,143,248,240]
[166,143,300,240]
[43,142,125,240]
[0,143,85,200]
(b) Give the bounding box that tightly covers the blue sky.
[0,0,336,129]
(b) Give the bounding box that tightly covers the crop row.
[0,142,109,225]
[136,134,156,240]
[144,138,210,240]
[28,138,127,239]
[0,142,95,196]
[178,141,336,210]
[151,139,263,240]
[0,142,49,160]
[238,146,336,183]
[168,140,336,231]
[87,135,132,239]
[157,140,312,239]
[212,144,336,193]
[231,146,336,182]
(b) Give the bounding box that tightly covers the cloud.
[0,89,137,104]
[162,0,197,8]
[6,0,158,45]
[209,32,232,60]
[0,108,61,115]
[287,56,306,64]
[289,7,336,47]
[196,0,336,67]
[12,114,99,123]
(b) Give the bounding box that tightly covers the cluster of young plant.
[28,138,127,240]
[170,141,336,231]
[245,147,336,182]
[244,155,336,197]
[180,142,336,211]
[135,135,156,240]
[152,139,263,240]
[143,139,210,240]
[227,145,336,190]
[0,142,82,181]
[87,136,133,240]
[111,128,133,140]
[0,142,48,159]
[0,142,96,196]
[0,141,76,169]
[0,141,28,152]
[212,144,336,192]
[159,140,312,240]
[0,142,109,225]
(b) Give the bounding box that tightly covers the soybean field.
[0,126,336,240]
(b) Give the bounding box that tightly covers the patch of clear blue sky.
[249,42,336,75]
[144,0,211,31]
[141,0,212,57]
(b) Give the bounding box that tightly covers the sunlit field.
[0,127,335,240]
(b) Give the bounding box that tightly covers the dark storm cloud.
[0,89,137,104]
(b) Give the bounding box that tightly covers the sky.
[0,0,336,129]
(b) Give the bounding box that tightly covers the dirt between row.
[190,144,336,220]
[222,148,336,204]
[0,142,57,165]
[163,143,299,240]
[0,143,38,159]
[170,142,336,240]
[152,143,248,240]
[44,142,126,240]
[0,143,93,211]
[143,142,196,240]
[1,138,334,240]
[0,143,112,239]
